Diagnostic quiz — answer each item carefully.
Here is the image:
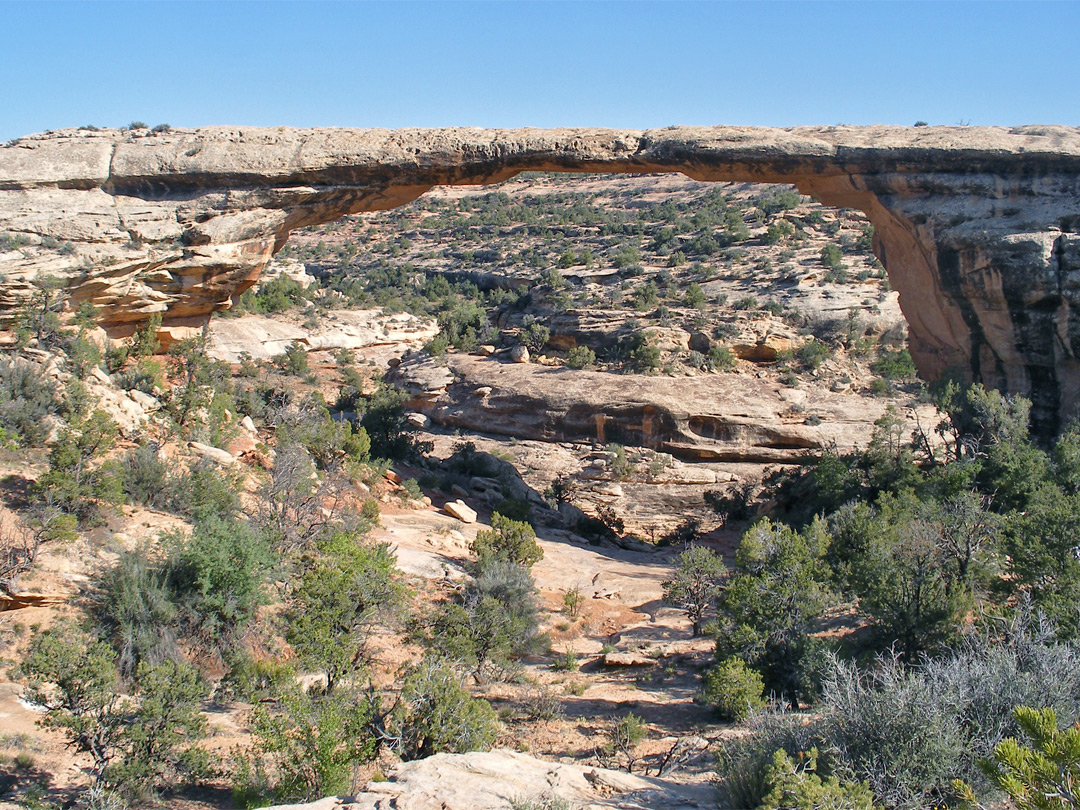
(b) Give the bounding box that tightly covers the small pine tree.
[662,545,727,635]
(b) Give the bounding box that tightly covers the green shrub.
[820,244,844,270]
[359,382,432,461]
[562,586,584,618]
[565,345,596,369]
[242,683,376,804]
[871,348,916,380]
[20,622,124,781]
[734,295,759,311]
[708,345,737,371]
[276,399,371,470]
[21,623,207,791]
[550,648,579,671]
[424,331,449,357]
[388,657,499,760]
[470,513,543,570]
[703,657,766,721]
[220,655,296,703]
[796,339,831,371]
[64,330,103,379]
[167,459,242,522]
[605,712,647,773]
[765,220,796,245]
[165,517,273,652]
[130,313,161,359]
[287,534,403,692]
[109,659,209,794]
[685,282,706,307]
[400,477,423,501]
[276,342,309,375]
[519,318,550,353]
[426,559,544,678]
[957,705,1080,810]
[714,519,832,707]
[758,748,878,810]
[14,275,67,348]
[608,443,633,480]
[116,357,164,394]
[250,274,305,314]
[35,409,123,523]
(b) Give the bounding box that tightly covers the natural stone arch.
[2,124,1080,434]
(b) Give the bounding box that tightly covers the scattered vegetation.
[1,172,1054,810]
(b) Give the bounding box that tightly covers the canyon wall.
[2,125,1080,433]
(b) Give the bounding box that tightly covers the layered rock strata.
[392,353,937,464]
[2,125,1080,432]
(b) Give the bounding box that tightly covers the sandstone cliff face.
[3,125,1080,432]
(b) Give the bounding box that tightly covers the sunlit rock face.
[2,124,1080,434]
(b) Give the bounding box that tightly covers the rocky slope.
[3,125,1080,433]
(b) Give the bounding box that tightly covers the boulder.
[444,499,477,524]
[227,432,259,457]
[510,344,530,363]
[733,333,801,363]
[126,389,160,412]
[603,651,655,667]
[688,331,712,354]
[406,412,430,429]
[188,441,237,466]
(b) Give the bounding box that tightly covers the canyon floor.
[1,173,936,808]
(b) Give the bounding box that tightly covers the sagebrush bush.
[718,611,1080,809]
[427,559,544,678]
[0,356,64,445]
[95,544,180,676]
[821,656,967,809]
[119,443,170,509]
[819,611,1080,808]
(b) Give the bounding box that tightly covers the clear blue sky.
[2,1,1076,142]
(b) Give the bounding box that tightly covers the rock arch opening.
[3,125,1080,434]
